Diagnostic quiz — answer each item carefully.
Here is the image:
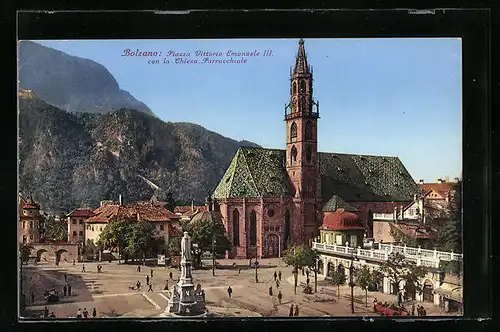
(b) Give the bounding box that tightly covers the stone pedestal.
[164,232,207,317]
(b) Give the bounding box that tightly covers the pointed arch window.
[299,80,306,93]
[290,122,297,142]
[305,145,312,163]
[233,209,240,246]
[284,210,291,245]
[291,145,298,163]
[250,210,257,246]
[305,121,313,140]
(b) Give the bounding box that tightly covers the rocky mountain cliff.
[18,93,259,213]
[18,41,154,116]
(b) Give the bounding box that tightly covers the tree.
[183,215,232,268]
[41,215,67,242]
[127,222,156,265]
[328,268,347,298]
[19,244,33,263]
[379,252,428,301]
[166,235,182,257]
[98,218,135,264]
[355,266,383,307]
[163,191,177,212]
[283,245,319,294]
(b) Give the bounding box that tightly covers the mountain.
[18,41,154,116]
[18,92,260,213]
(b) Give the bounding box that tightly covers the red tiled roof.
[118,201,178,221]
[320,209,364,231]
[67,209,95,217]
[419,182,458,198]
[85,204,120,223]
[22,203,39,209]
[389,222,437,239]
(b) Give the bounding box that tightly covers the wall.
[32,243,79,264]
[320,230,364,248]
[372,221,393,243]
[85,222,106,245]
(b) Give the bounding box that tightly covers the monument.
[164,231,208,317]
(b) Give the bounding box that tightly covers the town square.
[18,38,463,319]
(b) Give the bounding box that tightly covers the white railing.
[312,241,462,268]
[372,213,394,220]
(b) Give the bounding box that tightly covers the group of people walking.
[76,307,97,318]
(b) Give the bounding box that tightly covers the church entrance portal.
[264,234,279,258]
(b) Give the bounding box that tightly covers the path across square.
[21,258,459,318]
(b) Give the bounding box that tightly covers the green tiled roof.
[213,147,419,201]
[322,195,358,212]
[212,148,295,198]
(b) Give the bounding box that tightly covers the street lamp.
[349,254,360,314]
[254,245,259,283]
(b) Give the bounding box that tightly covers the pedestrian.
[64,274,67,282]
[82,264,86,273]
[411,303,415,316]
[137,265,141,272]
[306,269,310,278]
[164,280,169,290]
[238,268,241,274]
[73,260,75,265]
[227,286,233,298]
[274,271,277,280]
[169,272,173,279]
[151,269,154,278]
[268,286,273,296]
[201,290,205,301]
[68,284,72,296]
[44,307,49,318]
[294,305,299,317]
[278,270,282,281]
[422,307,427,316]
[50,312,56,318]
[83,308,88,318]
[417,305,422,316]
[148,284,153,292]
[146,275,150,285]
[289,304,294,316]
[63,285,67,297]
[76,308,82,318]
[92,308,97,318]
[249,258,252,267]
[136,280,141,290]
[31,292,35,303]
[306,277,310,285]
[278,291,283,304]
[276,279,280,288]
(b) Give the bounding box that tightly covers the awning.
[434,282,463,303]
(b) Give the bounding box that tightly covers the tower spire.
[294,39,309,74]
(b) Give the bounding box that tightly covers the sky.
[34,38,462,183]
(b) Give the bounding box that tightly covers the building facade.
[67,208,95,244]
[213,39,419,259]
[19,194,42,244]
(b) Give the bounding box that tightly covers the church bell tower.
[284,39,320,245]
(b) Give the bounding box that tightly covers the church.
[212,39,420,259]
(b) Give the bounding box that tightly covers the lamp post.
[212,237,216,277]
[254,245,259,283]
[349,254,359,314]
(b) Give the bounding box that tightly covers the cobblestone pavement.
[20,258,460,318]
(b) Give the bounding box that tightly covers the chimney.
[119,194,123,206]
[191,200,194,212]
[454,177,460,183]
[400,205,404,220]
[419,179,424,184]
